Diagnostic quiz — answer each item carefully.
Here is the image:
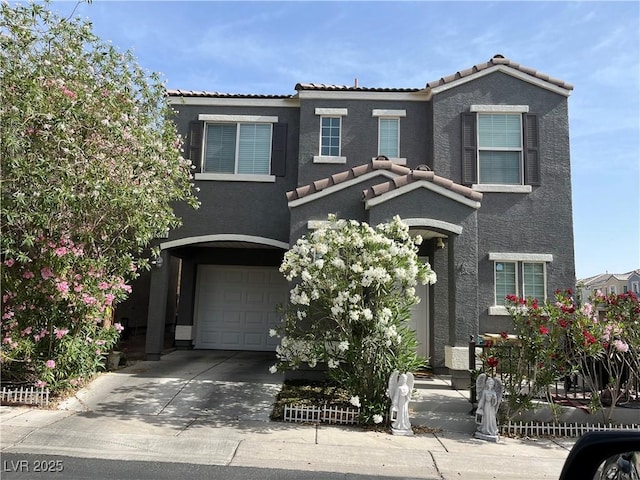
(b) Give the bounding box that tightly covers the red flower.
[558,318,569,329]
[500,331,508,339]
[531,298,539,309]
[539,325,549,335]
[487,356,499,368]
[583,330,597,345]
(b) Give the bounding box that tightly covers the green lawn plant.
[271,214,436,424]
[1,2,198,392]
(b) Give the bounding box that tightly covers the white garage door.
[194,265,289,351]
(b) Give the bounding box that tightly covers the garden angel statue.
[475,373,503,441]
[387,370,414,435]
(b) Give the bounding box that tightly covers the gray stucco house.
[118,54,576,385]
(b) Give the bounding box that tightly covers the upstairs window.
[314,108,347,164]
[378,118,399,158]
[205,123,272,175]
[373,109,406,164]
[320,116,341,156]
[478,113,522,184]
[190,115,287,181]
[462,106,539,192]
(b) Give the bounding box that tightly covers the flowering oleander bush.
[480,289,640,421]
[271,214,436,423]
[0,2,198,392]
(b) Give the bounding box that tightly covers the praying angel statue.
[475,373,503,442]
[387,370,414,436]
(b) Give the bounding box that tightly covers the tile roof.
[286,159,482,205]
[424,54,574,92]
[363,166,483,203]
[168,55,572,99]
[166,89,293,99]
[294,83,421,93]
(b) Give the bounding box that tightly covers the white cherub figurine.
[387,369,414,435]
[475,373,503,441]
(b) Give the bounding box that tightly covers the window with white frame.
[194,114,281,181]
[632,281,639,294]
[609,285,617,294]
[204,123,272,175]
[378,118,399,158]
[489,253,552,313]
[478,113,523,185]
[372,109,406,161]
[314,108,347,163]
[320,116,341,156]
[462,105,539,192]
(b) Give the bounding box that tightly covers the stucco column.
[144,250,170,360]
[445,213,479,389]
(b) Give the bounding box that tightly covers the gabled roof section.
[425,54,574,97]
[363,167,483,209]
[287,160,410,206]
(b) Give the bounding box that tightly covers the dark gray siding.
[169,104,299,245]
[432,71,575,334]
[296,99,430,187]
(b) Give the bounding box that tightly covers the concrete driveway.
[59,350,284,422]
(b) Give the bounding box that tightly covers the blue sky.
[47,0,640,280]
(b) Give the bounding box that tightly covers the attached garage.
[194,265,289,351]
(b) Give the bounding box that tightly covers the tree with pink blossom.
[1,2,198,392]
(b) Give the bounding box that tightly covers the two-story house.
[118,55,576,387]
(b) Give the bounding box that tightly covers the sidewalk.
[0,351,576,479]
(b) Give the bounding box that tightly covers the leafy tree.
[0,2,198,391]
[272,215,436,423]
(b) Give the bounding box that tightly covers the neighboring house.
[118,54,576,387]
[578,269,640,301]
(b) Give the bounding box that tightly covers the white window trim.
[318,115,343,158]
[376,116,401,160]
[194,173,276,182]
[200,115,277,177]
[471,105,529,113]
[632,281,639,293]
[315,108,348,160]
[473,106,528,187]
[313,155,346,164]
[198,114,278,123]
[473,184,532,193]
[315,108,348,116]
[372,109,406,117]
[489,253,553,315]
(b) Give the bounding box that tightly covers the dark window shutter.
[270,123,287,177]
[461,113,477,185]
[523,114,540,186]
[188,121,203,173]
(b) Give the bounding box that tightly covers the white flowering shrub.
[272,214,436,423]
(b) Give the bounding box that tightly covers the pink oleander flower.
[54,327,69,339]
[105,293,116,306]
[4,258,15,267]
[34,380,47,388]
[54,246,69,257]
[45,359,56,369]
[21,326,32,336]
[98,281,110,290]
[41,266,54,280]
[613,339,629,353]
[22,270,35,279]
[56,281,69,294]
[114,322,124,333]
